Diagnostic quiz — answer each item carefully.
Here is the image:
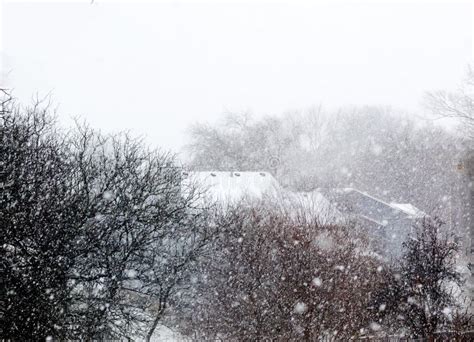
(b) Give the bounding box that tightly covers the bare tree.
[1,94,216,340]
[1,96,74,340]
[425,68,474,141]
[373,218,472,339]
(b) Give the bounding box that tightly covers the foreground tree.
[0,94,216,340]
[1,96,76,340]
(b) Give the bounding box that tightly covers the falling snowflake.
[125,269,137,279]
[294,302,308,314]
[442,307,452,316]
[369,322,381,331]
[103,191,114,201]
[312,277,322,287]
[371,143,383,156]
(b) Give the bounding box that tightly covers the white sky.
[1,0,473,151]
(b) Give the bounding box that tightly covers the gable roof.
[320,188,426,223]
[389,202,426,218]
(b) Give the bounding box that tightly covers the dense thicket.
[173,203,389,340]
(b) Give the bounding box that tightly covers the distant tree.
[373,218,472,338]
[426,68,474,141]
[185,110,317,187]
[425,69,474,261]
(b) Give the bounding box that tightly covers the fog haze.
[1,0,472,150]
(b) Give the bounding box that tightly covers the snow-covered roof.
[182,171,281,203]
[182,171,342,222]
[320,187,426,222]
[389,202,426,218]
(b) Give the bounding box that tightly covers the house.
[181,171,424,258]
[319,188,425,258]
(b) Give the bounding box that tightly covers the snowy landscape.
[1,1,474,341]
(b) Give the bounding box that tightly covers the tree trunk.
[145,308,164,342]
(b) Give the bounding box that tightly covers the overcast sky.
[1,0,472,151]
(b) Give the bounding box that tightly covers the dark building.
[321,188,425,259]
